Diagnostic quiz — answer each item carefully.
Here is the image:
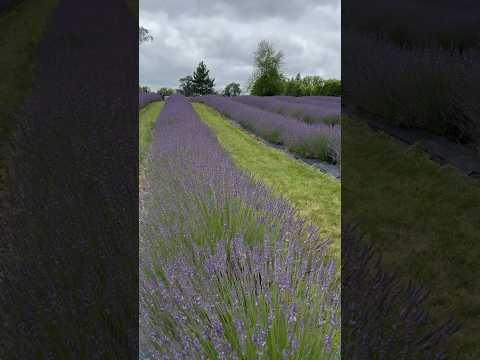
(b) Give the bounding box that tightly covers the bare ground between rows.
[345,106,480,178]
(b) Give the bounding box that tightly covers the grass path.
[343,116,480,358]
[139,101,164,165]
[139,101,164,196]
[194,102,341,255]
[0,0,59,193]
[0,0,59,122]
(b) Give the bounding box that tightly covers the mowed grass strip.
[342,116,480,358]
[0,0,59,190]
[193,102,340,254]
[0,0,59,124]
[139,101,164,165]
[139,101,163,195]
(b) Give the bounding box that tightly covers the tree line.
[177,40,341,97]
[139,28,341,97]
[248,40,341,96]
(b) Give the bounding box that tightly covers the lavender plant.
[193,95,341,164]
[233,96,340,126]
[140,95,341,359]
[342,225,461,359]
[272,96,341,109]
[343,32,480,147]
[140,92,164,109]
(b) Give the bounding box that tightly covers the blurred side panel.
[0,0,139,358]
[342,0,480,358]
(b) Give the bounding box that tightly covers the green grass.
[0,0,59,194]
[343,116,480,358]
[0,0,59,130]
[139,101,164,166]
[193,103,341,255]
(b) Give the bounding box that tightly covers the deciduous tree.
[223,82,241,97]
[249,40,285,96]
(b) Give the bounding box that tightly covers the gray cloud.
[140,0,340,92]
[140,0,339,21]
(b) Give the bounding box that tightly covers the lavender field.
[233,95,340,125]
[195,95,341,164]
[139,92,164,109]
[140,95,340,359]
[138,95,460,359]
[272,96,341,108]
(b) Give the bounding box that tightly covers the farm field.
[233,95,340,125]
[343,116,480,358]
[193,102,340,255]
[139,95,341,359]
[195,95,340,164]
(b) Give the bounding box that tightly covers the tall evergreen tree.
[191,61,215,95]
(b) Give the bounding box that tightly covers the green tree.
[179,76,195,96]
[282,75,341,96]
[223,82,241,97]
[191,61,215,95]
[249,40,285,96]
[158,87,175,96]
[301,75,324,96]
[321,79,342,96]
[308,76,325,95]
[282,73,304,96]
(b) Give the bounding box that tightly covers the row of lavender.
[234,96,341,126]
[140,95,340,359]
[139,95,459,358]
[139,92,164,109]
[195,95,341,164]
[273,96,341,108]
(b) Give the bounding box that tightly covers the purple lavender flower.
[194,95,341,163]
[140,95,341,359]
[233,95,340,125]
[139,92,164,109]
[342,225,461,358]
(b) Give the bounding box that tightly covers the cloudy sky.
[139,0,340,92]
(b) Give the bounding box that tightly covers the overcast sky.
[139,0,340,92]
